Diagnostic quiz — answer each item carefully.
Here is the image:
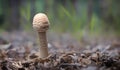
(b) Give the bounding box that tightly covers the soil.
[0,31,120,70]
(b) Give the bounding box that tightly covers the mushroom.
[33,13,50,58]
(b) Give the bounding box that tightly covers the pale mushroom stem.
[38,32,48,58]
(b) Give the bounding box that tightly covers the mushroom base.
[39,47,49,58]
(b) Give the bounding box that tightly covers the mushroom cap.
[33,13,50,32]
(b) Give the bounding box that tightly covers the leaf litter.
[0,31,120,70]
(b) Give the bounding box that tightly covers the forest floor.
[0,31,120,70]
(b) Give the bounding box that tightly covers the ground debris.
[0,32,120,70]
[0,45,119,70]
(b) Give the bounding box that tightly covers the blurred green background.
[0,0,120,38]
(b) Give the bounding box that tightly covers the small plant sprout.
[33,13,50,58]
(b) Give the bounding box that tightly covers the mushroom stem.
[38,32,48,58]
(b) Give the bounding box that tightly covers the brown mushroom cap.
[33,13,50,32]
